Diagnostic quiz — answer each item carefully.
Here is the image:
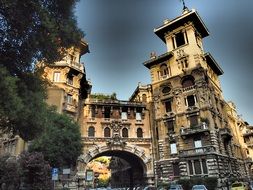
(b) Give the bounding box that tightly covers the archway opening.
[85,150,147,189]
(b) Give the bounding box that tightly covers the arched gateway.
[78,98,155,187]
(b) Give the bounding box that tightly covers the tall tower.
[43,39,91,121]
[143,9,252,187]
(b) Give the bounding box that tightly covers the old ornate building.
[77,92,154,187]
[142,7,252,188]
[0,39,91,156]
[42,39,91,120]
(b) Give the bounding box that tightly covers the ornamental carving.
[106,134,127,148]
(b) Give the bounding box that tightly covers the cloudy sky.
[75,0,253,124]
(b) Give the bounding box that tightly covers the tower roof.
[154,9,209,43]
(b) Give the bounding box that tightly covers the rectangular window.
[165,100,172,112]
[190,115,198,127]
[67,75,73,85]
[194,137,203,153]
[121,112,127,120]
[167,120,174,133]
[170,143,177,154]
[104,107,111,119]
[194,160,201,174]
[91,106,96,118]
[187,95,196,107]
[202,159,208,174]
[173,163,180,176]
[188,161,193,175]
[66,94,73,104]
[53,72,60,82]
[136,112,142,121]
[175,32,186,47]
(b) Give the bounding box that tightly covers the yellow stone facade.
[142,8,252,188]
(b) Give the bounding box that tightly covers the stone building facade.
[78,94,154,186]
[142,8,252,188]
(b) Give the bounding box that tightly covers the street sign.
[63,168,71,175]
[86,170,93,181]
[52,168,59,181]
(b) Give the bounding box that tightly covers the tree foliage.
[29,108,83,168]
[0,152,51,190]
[0,0,83,140]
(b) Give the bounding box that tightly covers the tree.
[19,152,51,190]
[0,0,83,140]
[0,155,20,190]
[29,108,83,168]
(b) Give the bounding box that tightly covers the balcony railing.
[243,130,253,137]
[54,60,84,71]
[82,137,151,143]
[179,145,216,157]
[88,98,145,106]
[183,85,195,92]
[219,127,232,139]
[180,123,209,138]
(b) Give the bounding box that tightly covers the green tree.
[29,108,83,168]
[0,155,20,190]
[0,0,83,140]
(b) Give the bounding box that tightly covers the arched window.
[142,94,147,102]
[182,76,195,88]
[160,64,169,77]
[137,128,143,138]
[104,127,111,137]
[88,126,95,137]
[122,128,128,138]
[162,86,171,94]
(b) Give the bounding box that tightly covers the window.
[136,112,142,121]
[104,107,111,119]
[188,159,208,176]
[88,126,95,137]
[190,115,198,127]
[91,106,96,118]
[188,161,193,175]
[122,128,128,138]
[104,127,111,137]
[156,127,159,140]
[142,94,147,102]
[202,159,208,174]
[182,77,195,88]
[53,72,60,82]
[160,64,169,77]
[175,31,186,47]
[121,107,127,120]
[66,94,73,104]
[164,99,172,112]
[194,160,202,174]
[66,75,73,85]
[173,163,180,176]
[186,95,196,107]
[166,120,174,133]
[137,128,143,138]
[194,136,203,153]
[170,143,177,154]
[162,86,171,94]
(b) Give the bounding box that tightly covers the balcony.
[54,60,84,72]
[219,127,232,140]
[63,103,77,113]
[180,123,210,138]
[88,98,145,107]
[243,130,253,138]
[179,145,216,157]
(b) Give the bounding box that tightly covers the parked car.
[231,182,249,190]
[169,184,184,190]
[192,185,208,190]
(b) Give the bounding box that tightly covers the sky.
[75,0,253,124]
